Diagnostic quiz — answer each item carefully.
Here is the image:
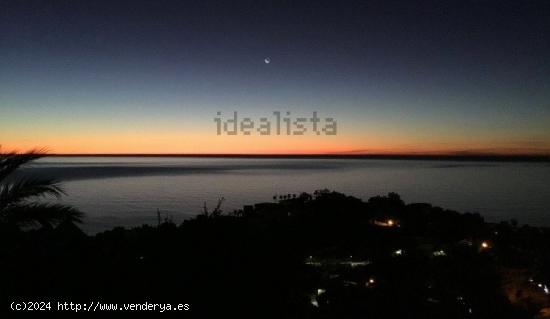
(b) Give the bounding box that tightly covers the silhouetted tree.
[201,197,225,218]
[0,149,82,229]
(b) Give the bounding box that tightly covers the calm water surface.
[21,157,550,233]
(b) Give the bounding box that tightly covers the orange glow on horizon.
[2,144,550,155]
[2,131,550,156]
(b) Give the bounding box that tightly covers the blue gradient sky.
[1,0,549,154]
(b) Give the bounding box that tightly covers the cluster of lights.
[304,255,370,267]
[456,296,473,315]
[309,288,326,308]
[305,233,503,311]
[372,218,399,228]
[528,278,549,295]
[537,283,550,295]
[304,255,322,266]
[433,250,447,257]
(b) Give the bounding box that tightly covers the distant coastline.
[46,154,550,162]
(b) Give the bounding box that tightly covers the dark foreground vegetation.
[1,189,550,318]
[1,151,550,317]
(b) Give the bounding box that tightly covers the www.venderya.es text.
[10,301,190,312]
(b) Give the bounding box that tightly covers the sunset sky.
[1,0,549,155]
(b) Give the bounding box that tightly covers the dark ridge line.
[46,154,550,162]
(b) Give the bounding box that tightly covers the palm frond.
[0,203,83,228]
[0,148,85,231]
[0,178,65,209]
[0,149,47,182]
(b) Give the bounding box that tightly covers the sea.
[19,157,550,234]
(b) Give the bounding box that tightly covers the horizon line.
[42,153,550,162]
